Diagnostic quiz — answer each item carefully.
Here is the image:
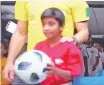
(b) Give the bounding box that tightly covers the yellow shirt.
[15,0,89,50]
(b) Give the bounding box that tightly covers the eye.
[49,22,55,26]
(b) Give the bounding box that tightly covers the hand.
[45,63,57,75]
[3,62,15,83]
[60,37,73,43]
[92,66,96,71]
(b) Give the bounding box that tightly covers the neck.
[48,35,62,47]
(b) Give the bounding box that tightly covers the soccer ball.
[14,50,52,84]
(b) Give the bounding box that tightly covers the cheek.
[42,27,46,33]
[52,25,60,31]
[53,29,61,36]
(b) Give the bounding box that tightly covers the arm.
[80,44,89,75]
[66,43,83,77]
[74,22,89,43]
[71,1,90,43]
[35,43,72,79]
[46,43,82,80]
[7,21,28,64]
[3,21,28,82]
[92,48,100,71]
[92,56,99,71]
[55,68,72,80]
[3,1,28,82]
[46,64,72,80]
[7,1,28,64]
[35,42,72,80]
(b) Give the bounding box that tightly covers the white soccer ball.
[14,50,52,84]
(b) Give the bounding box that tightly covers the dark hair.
[41,7,65,26]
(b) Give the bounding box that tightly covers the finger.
[47,62,55,67]
[46,66,52,70]
[47,63,53,67]
[45,70,53,75]
[3,69,11,82]
[43,68,51,73]
[43,68,52,74]
[10,69,15,81]
[47,71,53,74]
[49,60,54,66]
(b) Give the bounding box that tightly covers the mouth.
[44,32,52,35]
[44,32,53,38]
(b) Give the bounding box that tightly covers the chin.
[45,36,53,39]
[45,34,52,39]
[46,37,53,39]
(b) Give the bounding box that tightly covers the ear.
[60,26,64,32]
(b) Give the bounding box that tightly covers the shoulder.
[15,1,28,6]
[70,0,88,6]
[64,41,81,54]
[65,41,77,48]
[35,40,46,47]
[34,40,47,50]
[92,46,98,51]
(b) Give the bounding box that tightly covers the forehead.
[42,17,57,22]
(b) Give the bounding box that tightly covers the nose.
[43,25,50,31]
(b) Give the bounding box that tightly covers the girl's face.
[42,17,63,39]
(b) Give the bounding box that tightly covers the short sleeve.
[71,0,90,22]
[34,42,42,50]
[80,44,88,57]
[15,1,28,21]
[93,47,99,57]
[67,43,83,77]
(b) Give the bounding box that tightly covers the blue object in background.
[73,70,104,85]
